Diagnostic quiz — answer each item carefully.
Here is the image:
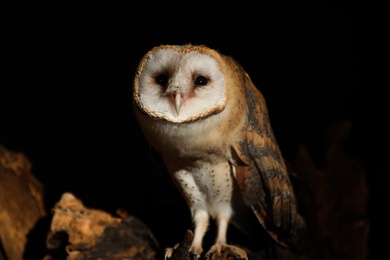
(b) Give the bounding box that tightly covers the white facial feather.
[137,47,226,123]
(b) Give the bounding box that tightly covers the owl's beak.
[174,93,183,116]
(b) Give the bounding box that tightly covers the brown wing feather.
[233,73,306,250]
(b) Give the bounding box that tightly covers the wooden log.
[44,192,159,259]
[0,145,46,260]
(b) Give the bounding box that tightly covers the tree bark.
[0,146,46,260]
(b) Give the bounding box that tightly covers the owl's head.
[133,44,228,124]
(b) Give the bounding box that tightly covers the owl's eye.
[194,76,208,86]
[155,74,168,87]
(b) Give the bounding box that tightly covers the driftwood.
[44,192,159,260]
[0,146,46,260]
[0,120,370,259]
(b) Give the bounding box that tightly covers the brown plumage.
[132,44,307,259]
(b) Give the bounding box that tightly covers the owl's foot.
[164,230,197,260]
[164,244,201,260]
[164,243,179,260]
[204,244,248,260]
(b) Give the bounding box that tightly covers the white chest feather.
[171,159,235,218]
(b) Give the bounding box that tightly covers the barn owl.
[132,44,307,259]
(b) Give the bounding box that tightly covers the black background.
[0,2,385,259]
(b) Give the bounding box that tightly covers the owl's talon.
[164,242,181,260]
[164,248,172,260]
[189,252,200,260]
[234,253,248,260]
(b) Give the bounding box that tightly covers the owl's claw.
[164,248,173,260]
[190,252,200,260]
[165,247,200,260]
[164,243,180,260]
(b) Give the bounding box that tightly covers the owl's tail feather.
[252,204,310,255]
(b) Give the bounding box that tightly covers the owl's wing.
[232,73,307,251]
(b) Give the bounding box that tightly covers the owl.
[132,44,307,259]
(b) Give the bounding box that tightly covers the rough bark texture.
[0,146,46,260]
[44,193,159,260]
[0,120,370,259]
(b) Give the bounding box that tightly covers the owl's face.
[133,45,227,124]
